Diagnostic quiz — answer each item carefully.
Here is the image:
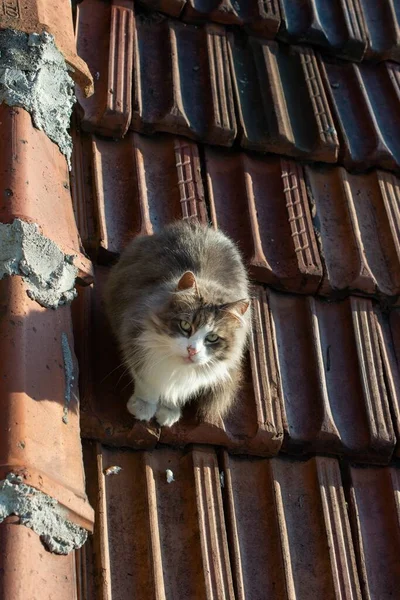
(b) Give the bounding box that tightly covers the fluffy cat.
[105,221,251,427]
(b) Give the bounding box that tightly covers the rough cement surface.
[0,219,77,309]
[0,473,88,554]
[61,332,75,424]
[0,29,75,164]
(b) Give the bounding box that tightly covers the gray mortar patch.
[0,219,78,309]
[0,473,88,554]
[0,29,75,165]
[61,332,75,424]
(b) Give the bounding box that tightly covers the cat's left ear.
[222,299,250,324]
[176,271,199,295]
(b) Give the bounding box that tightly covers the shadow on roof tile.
[278,0,368,61]
[269,290,397,463]
[347,463,400,598]
[131,16,237,146]
[72,267,159,449]
[322,58,400,172]
[360,0,400,62]
[80,445,362,600]
[229,36,339,161]
[224,453,362,599]
[182,0,281,37]
[306,165,400,297]
[81,442,235,599]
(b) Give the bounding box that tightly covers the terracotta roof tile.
[230,36,339,161]
[75,0,134,137]
[131,16,237,145]
[80,445,363,599]
[182,0,281,37]
[86,132,207,260]
[206,147,323,293]
[72,268,159,449]
[269,291,396,462]
[0,276,93,530]
[306,165,400,297]
[224,453,361,599]
[322,58,400,172]
[0,106,92,283]
[81,442,234,599]
[0,518,78,599]
[347,464,400,598]
[278,0,368,61]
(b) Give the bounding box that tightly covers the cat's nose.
[187,346,198,357]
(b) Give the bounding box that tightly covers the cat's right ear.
[176,271,199,295]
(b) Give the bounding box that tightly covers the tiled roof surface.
[67,2,400,595]
[1,0,400,598]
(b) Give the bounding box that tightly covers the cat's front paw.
[155,405,181,427]
[127,395,158,422]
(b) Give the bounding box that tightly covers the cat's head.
[145,271,250,368]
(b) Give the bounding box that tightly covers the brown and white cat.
[105,221,251,427]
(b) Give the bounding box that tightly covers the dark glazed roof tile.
[206,147,323,293]
[223,454,361,600]
[269,291,396,462]
[230,37,339,161]
[72,267,159,449]
[161,286,283,456]
[278,0,368,61]
[89,132,207,260]
[306,165,400,297]
[76,0,134,137]
[131,16,237,146]
[322,59,400,172]
[348,465,400,599]
[81,443,235,599]
[182,0,281,37]
[360,0,400,62]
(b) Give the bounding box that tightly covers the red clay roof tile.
[206,147,323,293]
[76,0,134,137]
[306,165,400,297]
[0,518,79,599]
[81,442,235,599]
[0,276,93,530]
[230,37,339,161]
[86,132,207,260]
[322,58,400,172]
[224,453,362,600]
[347,464,400,598]
[131,16,237,145]
[0,106,92,283]
[269,291,396,462]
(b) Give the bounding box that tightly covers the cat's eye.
[205,333,219,344]
[180,320,192,334]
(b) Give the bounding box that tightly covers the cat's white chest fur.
[132,327,234,407]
